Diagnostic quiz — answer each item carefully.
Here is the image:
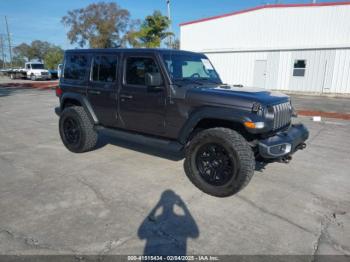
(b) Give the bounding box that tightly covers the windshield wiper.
[202,79,221,85]
[173,78,203,86]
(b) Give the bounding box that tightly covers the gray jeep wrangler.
[55,48,309,197]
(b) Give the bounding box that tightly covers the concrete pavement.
[0,87,349,257]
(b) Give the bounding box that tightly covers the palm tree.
[127,11,174,48]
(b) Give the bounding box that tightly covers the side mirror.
[145,72,163,88]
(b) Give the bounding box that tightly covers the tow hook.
[297,143,307,150]
[281,155,292,164]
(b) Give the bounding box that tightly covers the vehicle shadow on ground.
[138,190,199,256]
[96,133,272,171]
[96,133,185,161]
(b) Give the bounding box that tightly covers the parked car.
[55,48,309,197]
[48,69,58,79]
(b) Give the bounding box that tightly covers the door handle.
[120,94,133,100]
[88,90,101,95]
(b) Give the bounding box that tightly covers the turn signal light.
[244,121,265,129]
[244,121,256,129]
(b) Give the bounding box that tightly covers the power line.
[0,35,5,68]
[166,0,173,47]
[4,16,12,68]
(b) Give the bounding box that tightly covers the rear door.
[118,53,166,135]
[88,53,119,127]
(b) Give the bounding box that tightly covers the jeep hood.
[186,85,290,109]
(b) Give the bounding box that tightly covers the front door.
[119,54,166,135]
[253,60,267,88]
[88,54,119,127]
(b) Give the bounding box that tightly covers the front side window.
[64,54,89,81]
[92,55,118,82]
[162,53,221,84]
[125,57,160,86]
[293,60,306,77]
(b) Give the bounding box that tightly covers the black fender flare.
[178,106,250,144]
[60,92,99,124]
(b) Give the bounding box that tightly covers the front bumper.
[32,76,51,81]
[258,124,309,159]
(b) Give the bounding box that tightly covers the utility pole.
[166,0,173,47]
[0,35,5,69]
[5,16,13,68]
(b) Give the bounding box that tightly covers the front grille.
[272,102,292,130]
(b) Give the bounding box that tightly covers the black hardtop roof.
[64,48,203,56]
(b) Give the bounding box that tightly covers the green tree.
[13,43,33,61]
[61,2,130,48]
[30,40,51,61]
[13,40,53,62]
[128,11,174,48]
[44,47,64,69]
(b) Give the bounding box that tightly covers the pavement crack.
[237,195,314,234]
[312,212,350,258]
[312,217,328,259]
[308,124,327,146]
[76,177,110,206]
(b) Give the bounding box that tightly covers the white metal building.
[180,2,350,94]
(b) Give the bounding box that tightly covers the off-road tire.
[59,106,98,153]
[31,74,36,81]
[184,128,255,197]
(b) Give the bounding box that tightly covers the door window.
[92,55,118,83]
[125,57,160,86]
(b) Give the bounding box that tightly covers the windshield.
[31,64,45,69]
[162,53,221,84]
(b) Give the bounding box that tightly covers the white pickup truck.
[8,62,51,81]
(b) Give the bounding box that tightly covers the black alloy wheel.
[195,143,235,186]
[63,117,81,145]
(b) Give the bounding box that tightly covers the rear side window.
[92,55,118,82]
[64,54,89,81]
[125,57,160,86]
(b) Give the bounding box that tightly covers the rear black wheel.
[184,128,255,197]
[59,106,98,153]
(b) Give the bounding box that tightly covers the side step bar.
[95,126,184,153]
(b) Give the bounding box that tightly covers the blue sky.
[0,0,347,50]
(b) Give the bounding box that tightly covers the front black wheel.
[184,128,255,197]
[59,106,98,153]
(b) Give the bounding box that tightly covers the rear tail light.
[55,86,62,97]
